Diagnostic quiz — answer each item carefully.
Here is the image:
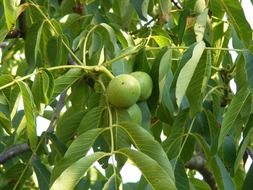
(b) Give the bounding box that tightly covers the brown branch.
[186,155,218,190]
[171,0,183,9]
[0,143,30,164]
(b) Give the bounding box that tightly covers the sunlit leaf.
[176,41,206,107]
[194,8,208,42]
[50,152,108,190]
[17,81,37,150]
[116,148,176,190]
[117,122,175,180]
[219,0,252,47]
[50,128,106,183]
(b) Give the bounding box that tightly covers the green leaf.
[52,68,84,100]
[242,163,253,190]
[0,74,13,88]
[102,174,121,190]
[25,21,45,67]
[190,178,211,190]
[77,106,106,135]
[243,51,253,91]
[32,158,51,190]
[0,112,12,134]
[50,128,106,183]
[194,8,208,42]
[50,152,108,190]
[17,81,37,150]
[176,41,206,107]
[2,0,18,29]
[47,35,68,66]
[116,148,176,190]
[234,115,253,173]
[56,109,84,142]
[218,87,251,149]
[130,0,150,21]
[174,159,190,190]
[32,69,54,108]
[187,50,211,116]
[117,122,175,181]
[211,155,235,190]
[219,0,252,47]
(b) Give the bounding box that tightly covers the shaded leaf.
[32,158,51,190]
[218,87,251,149]
[52,68,84,100]
[242,163,253,190]
[211,155,235,190]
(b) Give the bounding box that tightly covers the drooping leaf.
[47,35,68,66]
[17,81,37,150]
[130,0,150,21]
[176,41,206,107]
[32,69,54,108]
[77,106,106,135]
[218,87,251,149]
[211,155,235,190]
[242,163,253,190]
[174,159,190,190]
[56,109,84,142]
[0,74,13,89]
[50,152,108,190]
[116,148,176,190]
[194,8,208,42]
[219,0,252,47]
[190,178,211,190]
[233,115,253,173]
[25,21,45,68]
[32,158,51,190]
[186,50,211,116]
[2,0,18,29]
[52,68,84,100]
[117,122,175,180]
[50,128,106,183]
[243,50,253,91]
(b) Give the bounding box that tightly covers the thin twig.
[47,92,67,133]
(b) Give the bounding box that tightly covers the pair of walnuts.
[106,71,153,108]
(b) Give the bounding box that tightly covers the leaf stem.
[0,65,114,91]
[146,46,246,52]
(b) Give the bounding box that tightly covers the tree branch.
[186,155,218,190]
[171,0,183,9]
[0,143,30,164]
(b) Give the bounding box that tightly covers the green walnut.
[130,71,153,101]
[106,74,141,108]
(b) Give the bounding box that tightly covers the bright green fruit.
[130,71,153,101]
[127,104,142,125]
[107,74,141,108]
